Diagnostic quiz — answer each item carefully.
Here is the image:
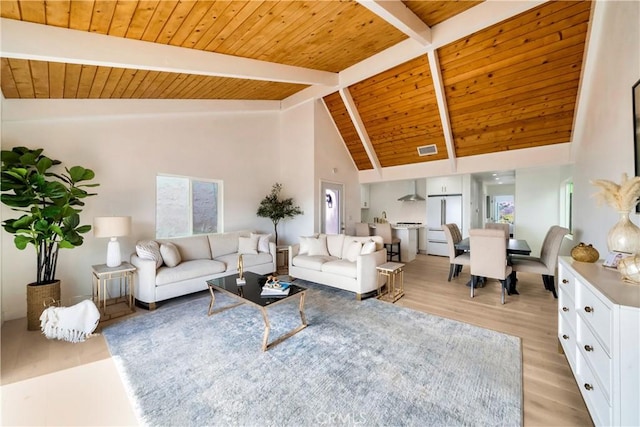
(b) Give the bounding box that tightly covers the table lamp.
[93,216,132,267]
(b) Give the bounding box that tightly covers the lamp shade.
[93,216,131,238]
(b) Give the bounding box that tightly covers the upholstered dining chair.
[469,228,513,304]
[510,225,569,298]
[485,222,510,238]
[375,223,401,262]
[355,222,370,237]
[442,223,470,281]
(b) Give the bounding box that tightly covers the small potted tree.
[257,183,302,245]
[1,147,99,330]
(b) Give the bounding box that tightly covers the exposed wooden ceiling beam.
[427,51,457,173]
[355,0,431,46]
[0,18,338,87]
[339,87,383,175]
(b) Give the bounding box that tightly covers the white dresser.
[557,257,640,426]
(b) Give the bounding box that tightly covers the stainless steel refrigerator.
[426,194,462,256]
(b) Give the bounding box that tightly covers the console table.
[557,257,639,426]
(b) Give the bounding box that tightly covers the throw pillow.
[160,242,182,268]
[250,233,272,253]
[299,234,319,254]
[136,240,163,268]
[238,236,259,255]
[307,235,330,256]
[344,240,363,262]
[361,239,377,255]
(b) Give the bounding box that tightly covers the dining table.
[455,237,532,294]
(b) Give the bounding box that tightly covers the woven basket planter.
[27,280,61,331]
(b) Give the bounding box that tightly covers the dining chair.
[355,222,370,237]
[442,223,470,281]
[485,222,510,238]
[510,225,569,298]
[469,228,513,304]
[375,223,401,262]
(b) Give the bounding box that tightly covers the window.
[156,175,222,238]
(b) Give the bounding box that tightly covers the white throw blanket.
[40,299,101,343]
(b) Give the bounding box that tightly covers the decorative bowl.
[570,242,599,263]
[617,255,640,285]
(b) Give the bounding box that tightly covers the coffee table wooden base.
[207,284,308,351]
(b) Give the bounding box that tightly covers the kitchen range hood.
[398,180,425,201]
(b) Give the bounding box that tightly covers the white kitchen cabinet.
[360,184,370,209]
[557,257,639,427]
[427,175,463,195]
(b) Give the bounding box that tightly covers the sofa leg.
[148,302,157,311]
[356,293,362,301]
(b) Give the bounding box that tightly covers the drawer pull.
[584,344,594,352]
[584,383,594,391]
[562,334,569,340]
[562,306,569,312]
[584,306,594,313]
[562,279,568,284]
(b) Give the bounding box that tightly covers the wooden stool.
[376,262,405,303]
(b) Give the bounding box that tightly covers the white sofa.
[131,230,276,309]
[288,234,387,299]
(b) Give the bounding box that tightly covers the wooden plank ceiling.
[1,0,592,171]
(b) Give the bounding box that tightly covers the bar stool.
[376,222,401,262]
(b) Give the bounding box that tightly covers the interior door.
[321,181,344,234]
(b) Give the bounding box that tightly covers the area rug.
[102,281,522,426]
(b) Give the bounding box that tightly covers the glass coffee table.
[206,271,307,351]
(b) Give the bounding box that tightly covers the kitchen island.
[368,223,423,262]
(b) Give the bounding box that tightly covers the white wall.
[515,165,573,256]
[362,179,427,225]
[572,0,640,254]
[313,100,361,235]
[1,105,280,320]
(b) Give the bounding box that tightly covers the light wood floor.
[1,254,592,426]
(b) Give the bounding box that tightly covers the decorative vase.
[607,211,640,254]
[571,243,599,263]
[617,255,640,284]
[26,280,61,331]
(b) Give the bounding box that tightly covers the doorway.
[320,181,344,234]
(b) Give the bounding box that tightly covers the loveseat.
[131,230,276,309]
[288,234,387,299]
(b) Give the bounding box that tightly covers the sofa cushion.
[307,235,330,256]
[326,234,345,258]
[160,242,182,267]
[361,239,377,255]
[238,236,259,254]
[251,233,272,253]
[343,240,363,262]
[299,235,319,255]
[209,232,241,258]
[292,254,336,271]
[160,235,212,261]
[321,259,357,278]
[155,260,226,286]
[215,253,273,271]
[136,240,163,268]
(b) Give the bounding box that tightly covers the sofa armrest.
[288,243,300,268]
[357,249,387,291]
[130,254,158,304]
[268,241,277,272]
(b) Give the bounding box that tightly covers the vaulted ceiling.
[0,0,592,173]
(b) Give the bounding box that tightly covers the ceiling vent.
[417,144,438,156]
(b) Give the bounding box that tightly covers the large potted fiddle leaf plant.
[1,147,99,330]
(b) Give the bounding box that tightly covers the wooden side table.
[376,262,405,303]
[92,262,136,321]
[276,246,289,275]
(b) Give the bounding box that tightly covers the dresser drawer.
[559,287,577,333]
[575,279,612,354]
[577,316,612,400]
[558,263,576,301]
[576,350,612,426]
[558,315,576,368]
